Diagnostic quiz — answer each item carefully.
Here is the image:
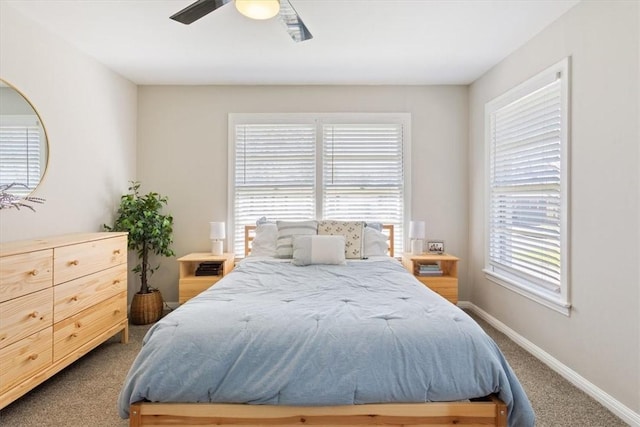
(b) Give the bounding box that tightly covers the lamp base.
[211,240,223,255]
[411,239,424,255]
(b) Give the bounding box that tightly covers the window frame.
[0,114,45,196]
[228,113,411,257]
[483,57,571,316]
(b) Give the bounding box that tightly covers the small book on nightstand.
[418,263,443,276]
[195,261,222,276]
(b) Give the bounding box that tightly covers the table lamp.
[409,220,425,255]
[209,222,226,255]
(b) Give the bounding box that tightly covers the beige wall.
[468,0,639,414]
[0,3,137,246]
[136,85,469,303]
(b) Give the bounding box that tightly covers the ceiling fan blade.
[170,0,232,25]
[278,0,313,42]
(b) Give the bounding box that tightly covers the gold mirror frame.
[0,79,49,210]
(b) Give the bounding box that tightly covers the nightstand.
[401,253,459,304]
[177,253,234,304]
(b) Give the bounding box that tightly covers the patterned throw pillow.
[275,220,318,258]
[318,220,365,259]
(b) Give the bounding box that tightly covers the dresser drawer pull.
[69,260,80,266]
[113,249,121,255]
[29,269,39,276]
[114,309,121,315]
[28,353,39,361]
[71,333,79,338]
[113,279,121,285]
[29,311,39,319]
[71,296,79,302]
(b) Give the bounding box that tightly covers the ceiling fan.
[170,0,313,43]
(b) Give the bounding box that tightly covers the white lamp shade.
[209,222,226,240]
[235,0,280,20]
[409,221,425,239]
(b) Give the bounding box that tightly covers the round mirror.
[0,79,49,199]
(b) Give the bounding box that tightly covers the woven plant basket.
[130,289,163,325]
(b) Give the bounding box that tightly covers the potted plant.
[104,181,175,325]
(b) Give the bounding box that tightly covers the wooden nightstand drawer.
[54,236,127,285]
[0,250,53,303]
[53,264,127,322]
[0,288,53,349]
[0,327,52,394]
[418,278,458,303]
[178,277,223,304]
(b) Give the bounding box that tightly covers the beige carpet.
[0,311,627,427]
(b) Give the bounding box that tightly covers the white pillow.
[292,235,346,266]
[250,222,278,257]
[363,226,388,257]
[276,220,318,258]
[365,222,383,231]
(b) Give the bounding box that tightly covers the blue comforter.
[118,257,535,426]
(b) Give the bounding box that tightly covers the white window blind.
[485,58,570,314]
[230,114,409,257]
[0,116,42,197]
[233,123,316,254]
[322,123,404,251]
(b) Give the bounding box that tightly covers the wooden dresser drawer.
[53,236,127,285]
[53,291,126,362]
[0,250,53,303]
[0,327,52,394]
[0,288,53,349]
[54,264,127,323]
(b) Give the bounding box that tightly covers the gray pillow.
[275,220,318,258]
[292,235,346,266]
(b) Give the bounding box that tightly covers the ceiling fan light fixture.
[235,0,280,20]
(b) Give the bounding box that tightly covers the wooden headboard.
[244,224,394,258]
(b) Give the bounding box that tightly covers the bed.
[119,223,534,426]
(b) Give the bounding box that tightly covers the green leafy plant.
[104,181,175,294]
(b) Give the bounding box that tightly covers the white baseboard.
[458,301,640,427]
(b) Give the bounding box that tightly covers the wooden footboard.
[130,395,507,426]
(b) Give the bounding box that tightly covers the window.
[0,115,44,197]
[230,113,410,257]
[484,58,570,315]
[322,123,405,223]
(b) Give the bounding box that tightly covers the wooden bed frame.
[129,398,507,426]
[129,223,508,426]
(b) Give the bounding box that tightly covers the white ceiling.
[5,0,580,85]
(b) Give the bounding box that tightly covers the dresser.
[0,232,128,409]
